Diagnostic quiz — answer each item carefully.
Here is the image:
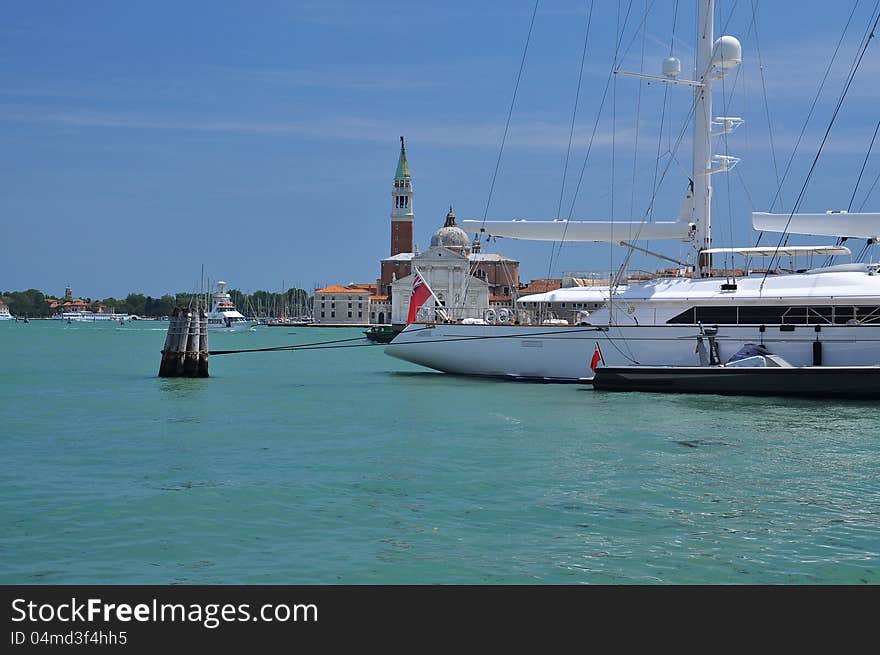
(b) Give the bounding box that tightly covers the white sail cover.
[460,219,694,242]
[702,245,851,257]
[753,212,880,240]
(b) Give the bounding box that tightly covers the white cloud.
[0,104,635,152]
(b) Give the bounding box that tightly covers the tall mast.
[694,0,714,276]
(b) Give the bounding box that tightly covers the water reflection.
[157,378,209,398]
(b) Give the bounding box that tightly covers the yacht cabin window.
[665,305,880,325]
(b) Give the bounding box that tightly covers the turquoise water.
[1,320,878,584]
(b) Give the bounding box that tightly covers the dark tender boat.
[364,325,402,344]
[591,342,880,399]
[592,365,880,399]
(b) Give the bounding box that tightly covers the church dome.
[430,207,470,251]
[430,226,470,249]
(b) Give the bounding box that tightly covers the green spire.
[395,135,411,179]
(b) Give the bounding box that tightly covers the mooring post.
[198,307,209,376]
[159,304,210,378]
[175,309,193,375]
[183,308,200,376]
[158,308,180,377]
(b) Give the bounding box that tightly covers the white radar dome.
[662,56,681,78]
[711,35,742,70]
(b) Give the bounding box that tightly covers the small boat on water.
[0,303,12,320]
[207,280,255,331]
[591,344,880,399]
[364,325,402,343]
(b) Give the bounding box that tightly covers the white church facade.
[314,138,520,326]
[390,208,522,325]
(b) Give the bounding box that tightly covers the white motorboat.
[0,303,12,320]
[206,281,254,331]
[386,0,880,381]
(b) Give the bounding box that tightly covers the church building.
[313,137,520,326]
[390,207,519,325]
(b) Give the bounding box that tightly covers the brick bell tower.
[390,136,414,255]
[379,137,415,294]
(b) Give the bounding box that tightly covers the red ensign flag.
[590,343,604,372]
[407,273,432,324]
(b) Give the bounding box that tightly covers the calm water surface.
[1,320,878,583]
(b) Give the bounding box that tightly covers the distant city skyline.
[2,1,879,297]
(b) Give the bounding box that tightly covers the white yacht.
[206,281,254,331]
[387,0,880,381]
[0,303,12,320]
[53,311,132,322]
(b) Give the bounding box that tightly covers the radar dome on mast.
[662,56,681,79]
[711,35,742,72]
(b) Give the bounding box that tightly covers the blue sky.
[2,1,879,298]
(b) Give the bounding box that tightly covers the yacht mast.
[460,0,740,274]
[694,0,714,276]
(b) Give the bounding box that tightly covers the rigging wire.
[551,0,635,278]
[847,117,880,211]
[461,0,539,317]
[644,0,678,275]
[760,5,880,289]
[628,0,650,282]
[628,2,648,227]
[754,0,862,250]
[748,0,782,209]
[825,116,880,267]
[519,0,641,326]
[479,0,540,229]
[608,0,635,321]
[858,167,880,211]
[609,2,623,298]
[614,0,655,286]
[547,0,595,279]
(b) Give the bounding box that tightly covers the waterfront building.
[54,286,90,313]
[313,284,372,325]
[390,208,519,324]
[318,138,521,326]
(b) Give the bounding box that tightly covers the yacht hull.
[207,320,253,332]
[385,323,880,382]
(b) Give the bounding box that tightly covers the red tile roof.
[518,278,562,294]
[314,285,371,294]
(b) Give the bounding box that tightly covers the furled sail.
[460,219,694,242]
[753,212,880,241]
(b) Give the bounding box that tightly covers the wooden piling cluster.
[159,306,209,377]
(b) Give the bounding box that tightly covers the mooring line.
[207,326,435,355]
[208,325,607,356]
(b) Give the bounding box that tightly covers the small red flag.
[406,273,433,325]
[590,343,604,372]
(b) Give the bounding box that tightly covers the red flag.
[407,273,433,324]
[590,343,604,372]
